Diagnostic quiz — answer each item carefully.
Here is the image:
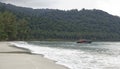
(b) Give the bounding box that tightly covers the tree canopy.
[0,2,120,41]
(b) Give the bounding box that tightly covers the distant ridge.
[1,2,120,41]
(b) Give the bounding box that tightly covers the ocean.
[11,41,120,69]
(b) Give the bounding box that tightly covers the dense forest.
[0,2,120,41]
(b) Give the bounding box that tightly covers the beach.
[0,42,68,69]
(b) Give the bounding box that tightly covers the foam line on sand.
[0,42,68,69]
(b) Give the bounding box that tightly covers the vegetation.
[0,11,29,41]
[0,2,120,41]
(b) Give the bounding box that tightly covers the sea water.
[11,41,120,69]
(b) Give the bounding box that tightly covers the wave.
[10,41,120,69]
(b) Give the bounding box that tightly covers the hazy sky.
[1,0,120,16]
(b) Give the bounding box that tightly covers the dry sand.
[0,42,68,69]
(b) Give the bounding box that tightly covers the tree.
[17,18,29,40]
[0,11,17,40]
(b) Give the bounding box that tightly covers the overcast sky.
[1,0,120,16]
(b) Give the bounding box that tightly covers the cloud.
[56,0,98,10]
[0,0,59,8]
[27,0,59,8]
[1,0,120,16]
[0,0,98,9]
[96,0,120,16]
[1,0,28,4]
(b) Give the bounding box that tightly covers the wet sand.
[0,42,68,69]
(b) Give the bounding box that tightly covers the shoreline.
[0,42,69,69]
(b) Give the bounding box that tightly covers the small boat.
[77,39,92,43]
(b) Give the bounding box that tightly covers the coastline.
[0,42,68,69]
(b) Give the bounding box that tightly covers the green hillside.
[0,2,120,41]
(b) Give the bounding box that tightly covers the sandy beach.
[0,42,68,69]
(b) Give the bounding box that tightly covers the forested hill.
[1,2,120,41]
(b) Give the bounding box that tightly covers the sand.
[0,42,68,69]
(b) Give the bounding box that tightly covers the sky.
[0,0,120,16]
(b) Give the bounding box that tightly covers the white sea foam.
[10,41,120,69]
